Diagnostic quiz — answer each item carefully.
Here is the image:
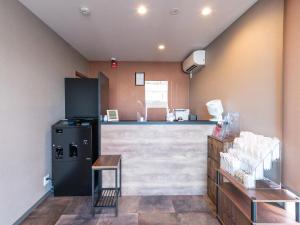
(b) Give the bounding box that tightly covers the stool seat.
[92,155,121,169]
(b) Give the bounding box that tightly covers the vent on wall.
[186,64,198,73]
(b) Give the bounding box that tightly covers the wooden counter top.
[101,120,216,125]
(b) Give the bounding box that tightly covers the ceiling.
[19,0,257,62]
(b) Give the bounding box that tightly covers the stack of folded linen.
[220,131,280,188]
[220,152,241,175]
[233,132,280,170]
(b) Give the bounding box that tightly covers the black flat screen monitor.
[65,78,98,119]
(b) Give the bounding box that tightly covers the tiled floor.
[21,195,220,225]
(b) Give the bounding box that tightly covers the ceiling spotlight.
[158,44,165,50]
[80,6,90,16]
[137,5,147,15]
[201,7,212,16]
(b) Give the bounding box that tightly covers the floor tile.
[138,213,179,225]
[28,196,72,218]
[94,207,116,216]
[138,196,175,213]
[66,197,118,217]
[21,196,72,225]
[21,217,58,225]
[119,196,140,214]
[172,196,210,213]
[62,196,92,216]
[97,213,138,225]
[204,196,216,215]
[177,213,220,225]
[55,215,98,225]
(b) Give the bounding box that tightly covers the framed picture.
[135,72,145,86]
[107,110,119,122]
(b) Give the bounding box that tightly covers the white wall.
[189,0,284,138]
[0,0,88,224]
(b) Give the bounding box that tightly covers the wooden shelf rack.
[216,169,300,225]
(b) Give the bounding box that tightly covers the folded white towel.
[220,152,241,175]
[264,154,272,170]
[234,170,256,188]
[220,131,281,188]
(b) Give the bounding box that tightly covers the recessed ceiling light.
[201,7,212,16]
[158,44,165,50]
[79,6,91,16]
[137,5,147,15]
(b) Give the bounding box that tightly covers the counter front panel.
[101,123,214,195]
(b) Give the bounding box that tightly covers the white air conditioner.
[182,50,205,78]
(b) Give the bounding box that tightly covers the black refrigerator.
[52,73,109,196]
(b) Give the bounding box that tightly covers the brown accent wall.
[283,0,300,193]
[88,61,189,120]
[189,0,284,138]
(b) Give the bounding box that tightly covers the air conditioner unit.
[182,50,205,78]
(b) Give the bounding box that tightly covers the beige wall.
[0,0,88,224]
[88,61,189,120]
[283,0,300,193]
[189,0,284,138]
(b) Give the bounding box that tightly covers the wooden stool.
[91,155,122,216]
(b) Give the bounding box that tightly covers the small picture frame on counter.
[107,110,119,122]
[135,72,145,86]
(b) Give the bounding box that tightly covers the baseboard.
[13,191,51,225]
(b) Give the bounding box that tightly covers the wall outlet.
[43,174,50,187]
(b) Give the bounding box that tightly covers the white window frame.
[145,81,168,108]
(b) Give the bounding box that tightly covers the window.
[145,81,168,108]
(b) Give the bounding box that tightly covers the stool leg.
[91,169,95,217]
[98,170,102,198]
[296,202,300,222]
[115,168,118,217]
[119,159,122,197]
[251,201,257,223]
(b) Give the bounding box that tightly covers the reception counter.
[100,120,215,196]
